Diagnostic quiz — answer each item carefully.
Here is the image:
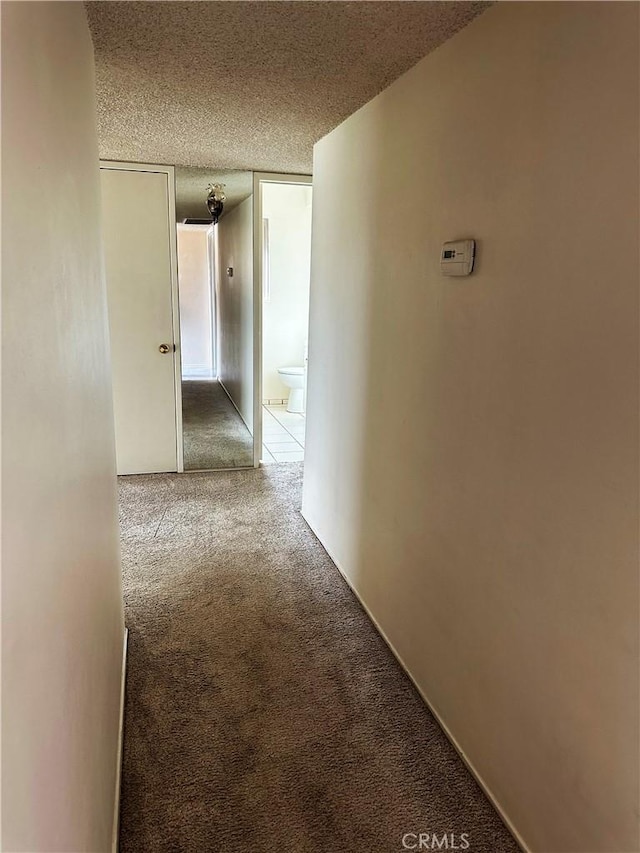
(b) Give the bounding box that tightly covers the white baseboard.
[299,511,530,853]
[112,627,129,853]
[218,378,253,435]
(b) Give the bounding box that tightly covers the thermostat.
[440,239,475,276]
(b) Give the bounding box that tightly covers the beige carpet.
[182,379,253,470]
[117,464,518,853]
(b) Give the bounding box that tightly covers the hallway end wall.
[1,4,125,851]
[302,3,639,851]
[177,224,214,379]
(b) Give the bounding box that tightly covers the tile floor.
[262,404,305,463]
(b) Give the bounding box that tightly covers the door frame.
[252,172,312,468]
[99,160,184,473]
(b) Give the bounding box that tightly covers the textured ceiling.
[175,167,253,221]
[86,1,489,174]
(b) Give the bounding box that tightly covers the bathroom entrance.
[256,176,312,464]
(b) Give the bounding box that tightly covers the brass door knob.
[158,343,172,354]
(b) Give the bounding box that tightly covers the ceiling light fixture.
[206,183,226,224]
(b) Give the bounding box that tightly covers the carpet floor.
[118,464,518,853]
[182,379,253,470]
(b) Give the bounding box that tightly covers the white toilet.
[277,366,305,413]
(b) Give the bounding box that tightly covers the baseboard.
[111,627,129,853]
[299,510,530,853]
[182,366,214,379]
[218,378,253,435]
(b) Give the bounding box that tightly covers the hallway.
[117,465,517,852]
[182,380,253,470]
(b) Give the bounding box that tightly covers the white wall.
[177,224,214,379]
[216,196,254,431]
[1,4,125,851]
[262,183,312,401]
[302,4,639,852]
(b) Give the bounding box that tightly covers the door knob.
[158,343,172,354]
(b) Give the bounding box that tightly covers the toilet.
[277,366,305,413]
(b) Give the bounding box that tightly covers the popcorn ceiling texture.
[86,1,489,174]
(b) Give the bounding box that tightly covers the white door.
[100,166,179,475]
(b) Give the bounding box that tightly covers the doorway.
[254,174,313,465]
[177,216,256,471]
[101,165,313,475]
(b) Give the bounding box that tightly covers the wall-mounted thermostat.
[440,239,475,276]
